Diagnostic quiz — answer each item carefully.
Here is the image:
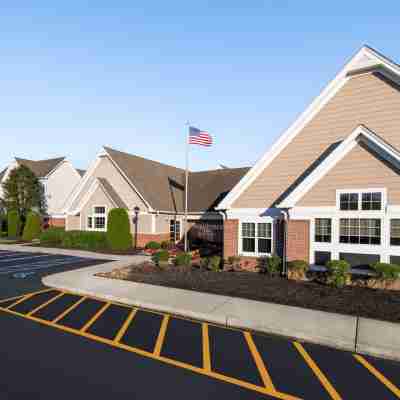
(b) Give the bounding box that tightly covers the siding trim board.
[217,45,400,210]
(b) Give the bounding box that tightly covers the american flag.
[188,126,213,147]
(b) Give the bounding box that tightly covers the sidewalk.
[1,244,398,361]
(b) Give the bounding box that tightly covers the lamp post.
[133,206,140,249]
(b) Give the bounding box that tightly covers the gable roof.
[216,45,400,210]
[0,168,6,182]
[97,178,128,209]
[278,125,400,208]
[103,146,248,213]
[15,157,65,178]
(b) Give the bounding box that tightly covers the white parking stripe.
[0,255,53,263]
[0,259,89,275]
[0,257,85,270]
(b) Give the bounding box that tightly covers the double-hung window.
[315,218,331,243]
[241,222,272,255]
[170,220,181,242]
[390,219,400,246]
[339,218,381,245]
[87,206,107,231]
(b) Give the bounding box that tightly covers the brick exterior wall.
[223,219,239,259]
[286,219,310,262]
[136,233,170,248]
[48,217,66,228]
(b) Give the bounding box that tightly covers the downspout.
[281,209,290,278]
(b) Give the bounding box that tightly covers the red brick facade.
[48,217,66,228]
[286,219,310,262]
[223,219,239,259]
[136,233,170,248]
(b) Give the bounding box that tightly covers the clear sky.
[0,1,399,172]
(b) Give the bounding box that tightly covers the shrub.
[200,257,210,270]
[258,255,281,276]
[174,252,192,267]
[61,231,108,251]
[39,227,65,246]
[7,210,20,238]
[371,262,400,281]
[22,212,41,241]
[106,208,132,251]
[326,260,351,288]
[152,250,170,266]
[145,241,161,250]
[209,255,221,272]
[161,240,174,250]
[227,256,241,267]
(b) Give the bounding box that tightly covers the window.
[339,191,383,211]
[390,219,400,246]
[339,218,380,245]
[340,193,358,210]
[361,192,382,210]
[241,222,272,255]
[170,220,181,242]
[88,206,107,231]
[315,218,331,242]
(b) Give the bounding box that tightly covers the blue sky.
[0,2,399,171]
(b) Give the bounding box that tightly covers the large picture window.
[241,222,272,255]
[390,219,400,246]
[315,218,331,242]
[339,218,381,245]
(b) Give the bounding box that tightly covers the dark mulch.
[99,265,400,323]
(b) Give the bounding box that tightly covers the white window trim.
[238,217,274,257]
[336,188,387,212]
[87,205,108,232]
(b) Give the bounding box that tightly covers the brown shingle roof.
[98,178,128,209]
[15,157,65,178]
[104,146,248,213]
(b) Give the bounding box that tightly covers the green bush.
[288,259,309,271]
[200,257,210,269]
[152,250,170,266]
[106,208,132,251]
[22,212,41,241]
[371,262,400,281]
[145,241,161,250]
[161,240,174,250]
[227,256,241,267]
[258,255,281,276]
[174,252,192,267]
[209,255,221,272]
[326,260,351,288]
[7,210,20,238]
[40,227,65,245]
[61,231,108,251]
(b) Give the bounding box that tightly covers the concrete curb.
[3,244,398,361]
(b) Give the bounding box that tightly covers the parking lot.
[0,249,107,300]
[1,287,399,399]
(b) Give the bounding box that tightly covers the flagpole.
[184,122,189,252]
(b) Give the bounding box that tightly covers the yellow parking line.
[5,288,55,309]
[52,296,87,323]
[154,314,170,356]
[0,294,24,304]
[244,331,276,392]
[113,308,137,343]
[81,302,111,332]
[202,323,211,372]
[294,342,342,400]
[0,305,300,400]
[354,354,400,398]
[27,292,65,316]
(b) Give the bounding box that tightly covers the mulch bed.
[98,263,400,323]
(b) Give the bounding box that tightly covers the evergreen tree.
[2,165,47,219]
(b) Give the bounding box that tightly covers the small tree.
[2,165,47,220]
[22,212,41,241]
[106,208,132,251]
[7,210,20,238]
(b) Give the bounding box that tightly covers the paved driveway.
[1,287,399,399]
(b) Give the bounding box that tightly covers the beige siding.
[133,214,153,234]
[233,73,400,208]
[298,143,400,206]
[156,214,174,233]
[81,185,114,230]
[66,215,80,231]
[70,156,148,212]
